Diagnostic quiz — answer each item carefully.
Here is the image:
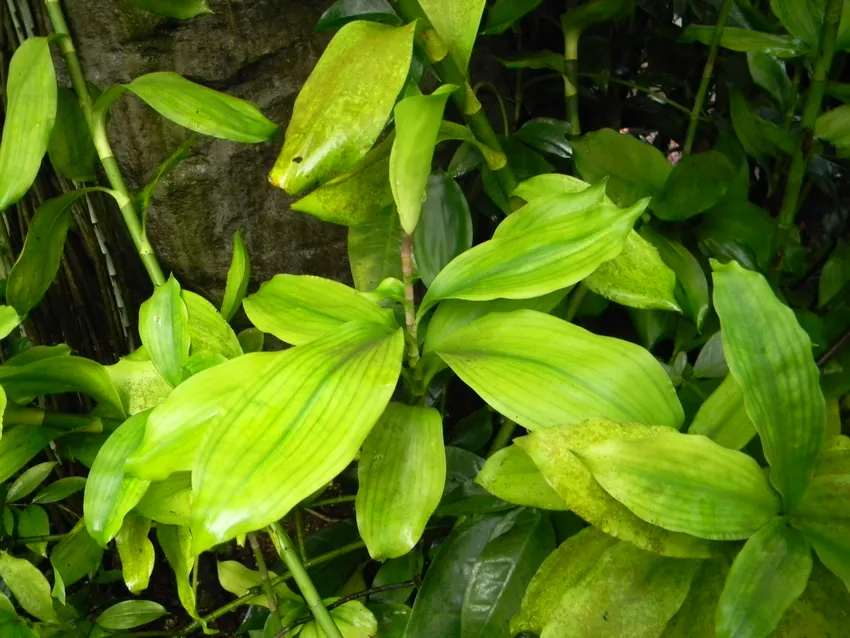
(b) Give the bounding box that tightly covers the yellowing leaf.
[133,473,192,526]
[105,355,172,416]
[115,515,155,594]
[476,445,570,510]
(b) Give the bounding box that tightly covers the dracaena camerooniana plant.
[0,0,848,636]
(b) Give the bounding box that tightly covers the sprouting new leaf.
[679,25,808,58]
[419,0,486,71]
[584,231,681,311]
[650,151,738,221]
[96,600,167,630]
[390,85,457,233]
[0,552,58,623]
[48,87,96,182]
[476,445,570,510]
[356,403,446,560]
[183,291,242,359]
[481,0,544,34]
[0,38,57,212]
[517,419,716,558]
[348,205,404,291]
[713,261,827,512]
[243,274,393,345]
[689,375,757,451]
[139,276,190,388]
[315,0,401,31]
[84,411,152,546]
[716,518,813,638]
[220,229,250,322]
[0,426,60,483]
[435,310,684,431]
[270,21,415,194]
[126,0,212,19]
[578,432,781,540]
[115,515,155,594]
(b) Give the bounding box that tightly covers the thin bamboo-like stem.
[564,27,580,136]
[486,417,517,458]
[401,232,419,370]
[248,532,282,627]
[294,509,307,561]
[564,283,588,322]
[268,522,342,638]
[683,0,733,155]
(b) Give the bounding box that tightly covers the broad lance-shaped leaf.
[270,21,415,194]
[418,187,647,316]
[48,87,96,182]
[390,85,456,234]
[96,600,167,630]
[434,310,683,431]
[0,426,60,483]
[127,322,402,552]
[299,600,377,638]
[0,37,56,212]
[517,419,715,558]
[139,276,190,388]
[183,291,242,359]
[578,432,781,540]
[584,231,681,312]
[419,0,485,71]
[0,552,58,623]
[243,274,393,346]
[461,511,555,638]
[157,525,200,620]
[97,72,277,144]
[133,473,192,526]
[713,260,827,511]
[84,411,152,546]
[717,518,812,638]
[50,519,103,586]
[348,205,403,292]
[18,506,49,557]
[476,445,570,510]
[220,229,250,322]
[540,540,699,638]
[679,25,808,58]
[689,375,757,451]
[6,461,56,503]
[126,0,212,19]
[115,515,155,594]
[356,403,446,560]
[316,0,402,32]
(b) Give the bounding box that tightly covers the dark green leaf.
[6,461,56,503]
[316,0,401,31]
[51,520,104,586]
[372,557,416,604]
[815,106,850,154]
[0,426,60,483]
[650,151,738,221]
[47,87,96,182]
[693,331,728,379]
[680,25,807,58]
[699,201,776,271]
[136,136,194,224]
[237,328,264,354]
[819,241,850,307]
[770,0,822,47]
[561,0,634,33]
[370,603,411,637]
[348,205,403,292]
[729,87,778,165]
[514,118,572,159]
[126,0,212,19]
[494,51,565,73]
[449,409,493,453]
[747,52,792,107]
[482,0,545,35]
[96,600,167,630]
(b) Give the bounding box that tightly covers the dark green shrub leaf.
[689,375,757,450]
[514,118,572,158]
[0,38,56,212]
[713,260,826,511]
[316,0,401,31]
[730,87,778,165]
[372,556,417,604]
[436,122,506,170]
[414,172,473,287]
[747,52,792,108]
[348,205,403,292]
[236,328,264,353]
[32,476,86,505]
[495,51,565,72]
[481,138,553,213]
[770,0,822,47]
[0,552,58,622]
[139,276,190,388]
[220,229,250,322]
[419,0,486,71]
[47,87,96,182]
[699,201,776,270]
[650,151,737,221]
[270,22,415,194]
[476,445,569,510]
[96,600,167,630]
[717,518,812,638]
[6,461,56,503]
[126,0,212,19]
[819,240,850,307]
[370,603,411,636]
[815,106,850,154]
[449,408,493,453]
[115,515,154,594]
[680,25,807,58]
[482,0,545,34]
[357,403,446,559]
[51,520,103,586]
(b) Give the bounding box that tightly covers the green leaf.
[689,375,757,450]
[0,426,59,483]
[717,518,812,638]
[51,520,103,586]
[774,559,850,637]
[413,172,473,287]
[237,328,264,353]
[495,51,564,73]
[482,0,544,34]
[48,87,96,182]
[461,511,555,638]
[84,411,152,546]
[216,560,298,608]
[770,0,822,47]
[540,540,699,638]
[135,136,195,224]
[680,25,807,58]
[476,445,570,510]
[390,85,456,234]
[449,408,493,453]
[372,556,417,603]
[356,403,445,560]
[270,22,415,194]
[116,72,276,143]
[819,240,850,307]
[514,118,572,159]
[139,276,190,388]
[561,0,634,33]
[748,52,792,108]
[518,419,716,558]
[115,515,154,594]
[729,87,778,165]
[133,473,192,526]
[437,121,507,171]
[0,552,58,623]
[6,188,109,315]
[699,201,776,271]
[405,515,504,637]
[96,600,167,630]
[220,229,250,322]
[126,0,212,19]
[419,0,485,71]
[183,291,242,359]
[299,600,377,638]
[243,274,392,346]
[0,38,56,212]
[18,505,49,557]
[348,205,403,291]
[6,461,56,503]
[0,307,21,340]
[105,355,172,417]
[661,556,730,638]
[650,151,738,221]
[434,310,684,431]
[371,603,411,637]
[316,0,401,31]
[713,260,827,511]
[572,129,671,207]
[511,527,617,635]
[815,105,850,153]
[579,431,781,539]
[157,525,199,620]
[584,231,680,311]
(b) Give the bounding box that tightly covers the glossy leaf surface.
[115,515,155,594]
[476,445,569,510]
[139,276,190,388]
[0,552,57,622]
[714,260,826,511]
[6,462,56,503]
[270,21,415,193]
[315,0,401,31]
[680,25,807,58]
[357,403,445,560]
[220,229,250,322]
[419,0,485,70]
[96,600,167,630]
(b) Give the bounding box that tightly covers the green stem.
[582,74,696,117]
[564,283,588,322]
[306,495,355,508]
[4,406,102,432]
[248,532,281,628]
[394,0,517,199]
[564,28,580,136]
[684,0,733,155]
[401,232,420,370]
[268,522,342,638]
[486,416,517,458]
[472,82,510,136]
[11,534,67,546]
[44,0,166,287]
[294,509,307,561]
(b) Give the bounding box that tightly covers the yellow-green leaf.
[216,560,298,608]
[0,552,58,623]
[243,274,393,346]
[579,432,781,540]
[475,445,569,510]
[0,426,59,483]
[133,473,192,526]
[106,355,173,416]
[270,21,415,194]
[713,260,827,512]
[6,461,56,503]
[96,600,167,630]
[115,515,155,594]
[688,375,757,450]
[419,0,486,71]
[435,310,684,431]
[183,291,242,359]
[348,205,404,291]
[356,403,446,560]
[0,38,56,212]
[139,276,190,388]
[157,525,199,620]
[662,556,731,638]
[0,307,20,341]
[299,600,377,638]
[220,229,250,322]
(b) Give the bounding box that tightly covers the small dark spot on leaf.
[293,156,303,164]
[602,612,609,621]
